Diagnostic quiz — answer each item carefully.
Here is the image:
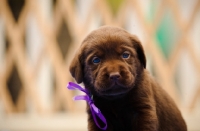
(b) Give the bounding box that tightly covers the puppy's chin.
[94,81,135,100]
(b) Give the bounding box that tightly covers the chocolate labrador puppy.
[69,26,187,131]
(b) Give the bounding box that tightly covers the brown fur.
[69,26,187,131]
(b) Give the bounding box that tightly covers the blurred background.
[0,0,200,131]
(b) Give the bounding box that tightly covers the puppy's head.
[70,26,146,98]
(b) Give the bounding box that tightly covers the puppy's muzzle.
[94,61,135,97]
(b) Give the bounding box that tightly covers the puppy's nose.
[109,72,121,81]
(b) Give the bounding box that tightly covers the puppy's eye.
[122,51,130,59]
[92,57,101,64]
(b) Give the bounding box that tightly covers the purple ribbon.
[67,82,107,130]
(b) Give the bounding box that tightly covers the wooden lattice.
[0,0,200,115]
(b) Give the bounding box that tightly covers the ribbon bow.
[67,82,107,130]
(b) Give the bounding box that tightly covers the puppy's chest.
[103,107,138,131]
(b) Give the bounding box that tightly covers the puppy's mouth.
[97,83,132,98]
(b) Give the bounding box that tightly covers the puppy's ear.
[130,35,146,68]
[69,49,83,83]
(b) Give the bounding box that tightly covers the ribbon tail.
[67,82,82,90]
[90,104,107,130]
[67,82,89,94]
[73,95,89,101]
